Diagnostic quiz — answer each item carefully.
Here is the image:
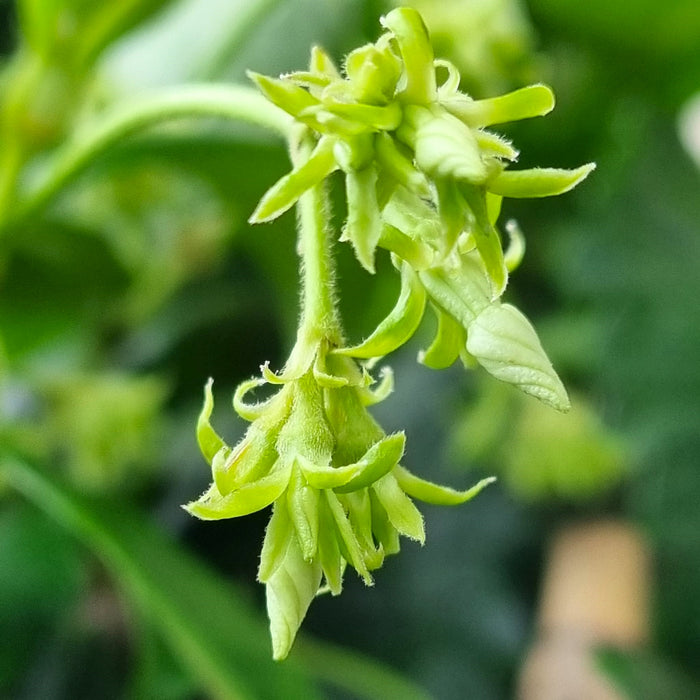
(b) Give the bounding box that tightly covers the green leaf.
[336,264,426,358]
[184,461,292,520]
[369,490,400,556]
[394,466,496,506]
[372,473,425,544]
[1,455,317,699]
[466,303,570,411]
[435,178,466,255]
[249,136,337,223]
[213,425,279,496]
[264,525,322,661]
[488,163,596,198]
[309,45,340,80]
[595,647,700,700]
[321,101,402,131]
[444,84,556,127]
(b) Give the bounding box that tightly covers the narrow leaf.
[488,163,596,198]
[248,71,319,118]
[316,495,344,595]
[341,490,384,570]
[460,184,508,298]
[321,101,402,131]
[394,465,496,505]
[369,490,401,556]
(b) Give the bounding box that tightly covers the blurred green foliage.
[1,0,699,698]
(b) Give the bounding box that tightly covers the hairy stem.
[292,129,343,344]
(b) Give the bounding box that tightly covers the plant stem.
[3,84,292,230]
[291,129,343,345]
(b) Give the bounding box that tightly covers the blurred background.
[0,0,698,698]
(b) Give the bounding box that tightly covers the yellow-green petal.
[488,163,596,198]
[249,136,337,223]
[342,166,382,273]
[325,490,372,584]
[196,378,227,463]
[444,84,555,128]
[381,8,436,104]
[418,304,466,369]
[296,454,361,490]
[265,527,322,660]
[184,461,292,521]
[336,264,426,359]
[372,473,425,544]
[287,465,320,560]
[335,433,406,493]
[394,465,496,505]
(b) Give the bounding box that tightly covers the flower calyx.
[185,337,493,659]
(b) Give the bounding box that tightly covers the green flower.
[185,338,492,660]
[248,7,593,294]
[185,6,594,661]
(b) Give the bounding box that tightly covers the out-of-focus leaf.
[596,647,700,700]
[1,453,320,700]
[2,454,431,700]
[0,503,86,693]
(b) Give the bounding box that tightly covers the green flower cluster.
[185,7,593,660]
[249,7,593,410]
[188,334,491,660]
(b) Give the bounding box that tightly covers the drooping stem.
[291,128,343,345]
[3,84,292,230]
